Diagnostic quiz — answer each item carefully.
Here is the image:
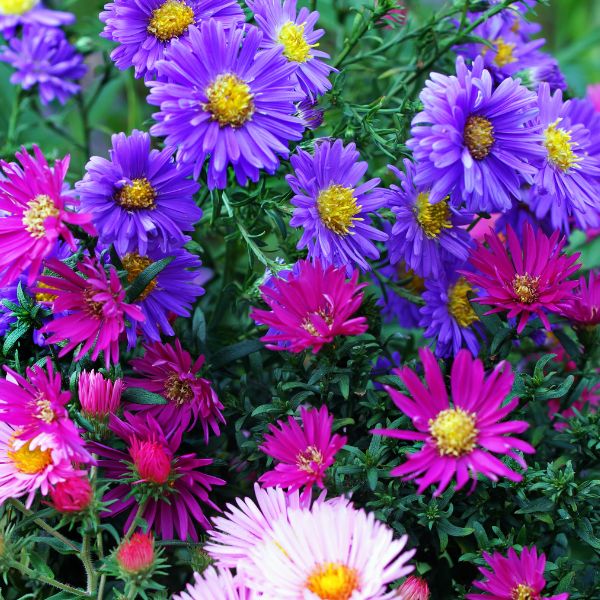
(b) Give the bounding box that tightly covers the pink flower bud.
[49,474,93,513]
[78,370,122,419]
[129,439,172,484]
[116,532,155,574]
[397,576,430,600]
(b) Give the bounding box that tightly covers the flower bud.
[78,370,122,420]
[397,576,430,600]
[116,532,155,575]
[129,439,171,484]
[49,474,93,513]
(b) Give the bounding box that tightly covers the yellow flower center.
[122,252,157,301]
[464,115,495,160]
[118,178,157,210]
[22,194,59,239]
[396,262,425,294]
[512,273,540,304]
[83,287,105,319]
[147,0,195,42]
[306,562,360,600]
[511,584,537,600]
[429,408,478,457]
[448,278,479,328]
[415,192,452,238]
[36,397,56,424]
[0,0,37,15]
[35,280,58,303]
[296,445,324,474]
[8,437,52,475]
[492,37,517,67]
[544,119,580,172]
[317,184,363,236]
[205,73,255,128]
[277,21,315,63]
[164,372,194,406]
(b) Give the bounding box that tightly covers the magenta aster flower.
[38,257,144,369]
[466,546,569,600]
[94,413,225,540]
[259,405,347,499]
[174,567,252,600]
[250,259,368,353]
[562,271,600,327]
[372,348,535,496]
[125,340,224,444]
[0,146,92,287]
[465,224,581,334]
[78,370,123,421]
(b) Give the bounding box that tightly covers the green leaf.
[3,322,29,354]
[125,256,175,303]
[192,306,207,344]
[122,387,168,405]
[211,340,264,369]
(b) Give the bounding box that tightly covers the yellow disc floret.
[448,278,479,328]
[205,73,255,128]
[493,37,517,68]
[296,445,324,474]
[511,584,536,600]
[8,437,53,475]
[277,21,314,63]
[306,562,360,600]
[464,115,495,160]
[512,273,540,304]
[118,178,157,210]
[22,194,59,239]
[544,119,580,172]
[429,407,478,457]
[0,0,37,16]
[122,252,157,301]
[415,192,452,238]
[317,184,362,236]
[147,0,195,42]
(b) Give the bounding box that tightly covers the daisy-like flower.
[0,26,87,105]
[250,259,368,353]
[94,413,225,540]
[563,271,600,326]
[0,146,92,287]
[419,273,481,358]
[466,546,569,600]
[386,159,472,279]
[465,224,580,334]
[38,257,145,369]
[245,501,415,599]
[529,83,600,232]
[100,0,244,80]
[174,567,252,600]
[148,20,304,189]
[407,56,543,212]
[372,348,535,496]
[288,139,388,272]
[0,422,76,508]
[78,370,123,421]
[259,406,347,499]
[125,340,224,443]
[248,0,333,98]
[0,0,74,38]
[0,359,91,463]
[76,130,201,255]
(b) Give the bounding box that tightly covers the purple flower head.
[523,52,568,93]
[0,0,74,38]
[288,139,388,273]
[0,25,86,105]
[148,20,305,189]
[408,56,544,213]
[76,130,201,255]
[100,0,244,80]
[296,98,324,130]
[248,0,334,98]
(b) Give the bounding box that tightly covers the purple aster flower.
[0,0,74,38]
[408,56,544,213]
[100,0,244,80]
[523,53,567,93]
[0,26,86,105]
[248,0,334,98]
[296,98,324,130]
[563,96,600,160]
[148,20,305,189]
[529,83,600,232]
[386,159,472,279]
[76,130,201,255]
[287,139,388,272]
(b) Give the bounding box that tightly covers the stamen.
[317,185,363,236]
[22,194,59,239]
[147,0,195,42]
[464,115,495,160]
[205,73,255,128]
[429,407,478,457]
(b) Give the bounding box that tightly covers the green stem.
[32,99,87,153]
[6,87,23,150]
[6,558,90,597]
[77,93,92,159]
[124,499,148,540]
[81,532,97,594]
[310,0,317,11]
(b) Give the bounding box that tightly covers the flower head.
[116,532,155,575]
[288,139,388,272]
[78,370,123,421]
[76,130,201,255]
[373,348,535,496]
[562,271,600,327]
[465,224,580,334]
[251,259,368,353]
[0,0,74,38]
[466,546,569,600]
[148,20,304,189]
[49,473,93,513]
[174,567,252,600]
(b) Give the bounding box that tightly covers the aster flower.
[466,546,569,600]
[100,0,245,80]
[0,145,91,287]
[248,0,333,98]
[407,56,543,212]
[76,130,201,255]
[125,340,224,443]
[0,0,74,38]
[259,406,347,499]
[94,413,225,540]
[0,25,87,105]
[295,98,324,130]
[288,139,388,272]
[465,224,580,334]
[245,501,415,599]
[148,20,304,188]
[78,370,123,421]
[38,257,145,369]
[386,159,472,279]
[174,567,252,600]
[563,271,600,326]
[116,532,156,576]
[372,348,535,496]
[250,259,368,353]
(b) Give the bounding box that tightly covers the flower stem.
[5,87,23,150]
[6,558,90,597]
[124,499,148,540]
[81,531,98,594]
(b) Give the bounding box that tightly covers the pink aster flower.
[125,340,224,444]
[78,370,123,421]
[0,145,92,286]
[250,259,368,353]
[466,546,569,600]
[465,224,580,333]
[38,257,144,369]
[259,405,347,499]
[244,501,415,599]
[174,567,252,600]
[0,359,91,463]
[372,348,535,496]
[562,271,600,326]
[93,413,225,541]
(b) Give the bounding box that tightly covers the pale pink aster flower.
[259,405,347,499]
[174,566,252,600]
[78,370,122,420]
